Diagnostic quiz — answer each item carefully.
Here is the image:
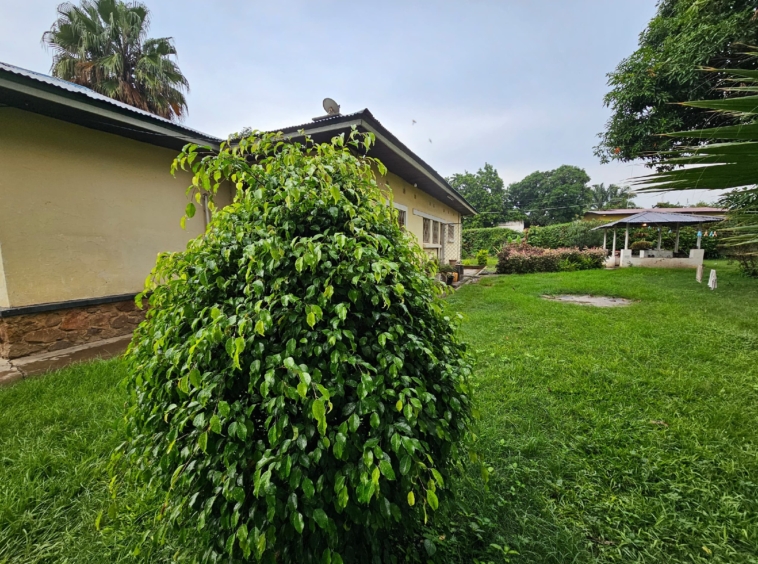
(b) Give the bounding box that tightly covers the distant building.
[497,220,525,232]
[583,207,726,222]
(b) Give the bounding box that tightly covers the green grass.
[1,263,757,563]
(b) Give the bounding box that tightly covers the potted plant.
[475,249,489,267]
[438,263,456,285]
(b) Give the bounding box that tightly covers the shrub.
[475,249,489,266]
[461,227,521,258]
[120,131,474,562]
[630,240,652,251]
[526,220,607,249]
[496,243,606,274]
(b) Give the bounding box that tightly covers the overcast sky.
[1,0,721,207]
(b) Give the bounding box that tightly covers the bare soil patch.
[541,294,633,307]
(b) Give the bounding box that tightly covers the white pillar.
[657,228,662,251]
[612,228,617,265]
[624,225,629,250]
[674,224,680,253]
[603,230,607,252]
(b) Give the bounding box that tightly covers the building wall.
[377,171,463,262]
[0,108,232,308]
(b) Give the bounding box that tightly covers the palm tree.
[589,183,637,210]
[42,0,189,120]
[635,65,758,252]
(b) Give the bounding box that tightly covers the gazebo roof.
[592,211,724,230]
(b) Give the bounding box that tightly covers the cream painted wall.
[377,171,462,262]
[0,108,231,307]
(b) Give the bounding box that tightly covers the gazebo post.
[603,230,607,252]
[624,225,629,250]
[612,228,617,264]
[657,228,662,251]
[674,223,680,254]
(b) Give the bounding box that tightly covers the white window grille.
[397,209,407,228]
[447,224,455,243]
[432,221,440,244]
[423,218,431,243]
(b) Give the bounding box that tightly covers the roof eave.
[0,68,221,151]
[277,110,477,216]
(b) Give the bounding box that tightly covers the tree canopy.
[588,183,637,210]
[505,165,591,226]
[447,163,507,228]
[42,0,189,120]
[595,0,758,167]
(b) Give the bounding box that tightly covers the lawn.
[1,263,757,563]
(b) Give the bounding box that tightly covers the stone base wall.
[0,300,144,360]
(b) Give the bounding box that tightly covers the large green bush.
[120,132,474,563]
[461,227,521,258]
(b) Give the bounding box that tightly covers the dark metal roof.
[586,207,726,216]
[592,211,725,230]
[0,61,220,151]
[273,109,477,216]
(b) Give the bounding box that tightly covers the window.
[432,221,440,244]
[397,209,407,228]
[423,218,431,244]
[447,224,455,243]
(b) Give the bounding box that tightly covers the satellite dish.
[323,98,341,115]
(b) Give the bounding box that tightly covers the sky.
[0,0,722,208]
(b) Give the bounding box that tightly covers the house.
[583,207,726,222]
[0,62,475,383]
[274,109,476,263]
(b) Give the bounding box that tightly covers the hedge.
[496,243,606,274]
[526,221,607,249]
[461,227,522,258]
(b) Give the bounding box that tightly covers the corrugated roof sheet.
[592,211,725,229]
[587,207,725,215]
[0,61,221,142]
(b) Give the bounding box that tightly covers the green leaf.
[301,477,315,499]
[312,508,329,530]
[312,399,327,435]
[186,202,196,218]
[407,491,415,506]
[307,312,316,328]
[378,460,396,480]
[290,511,304,534]
[197,432,208,453]
[426,489,439,511]
[218,401,230,417]
[370,412,380,428]
[334,432,346,458]
[399,455,412,476]
[210,415,221,434]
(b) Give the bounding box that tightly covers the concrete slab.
[0,334,131,386]
[542,294,633,307]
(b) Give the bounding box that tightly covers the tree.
[504,165,591,226]
[42,0,189,120]
[595,0,758,167]
[653,201,683,208]
[589,183,637,210]
[634,66,758,269]
[119,131,474,562]
[447,163,507,228]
